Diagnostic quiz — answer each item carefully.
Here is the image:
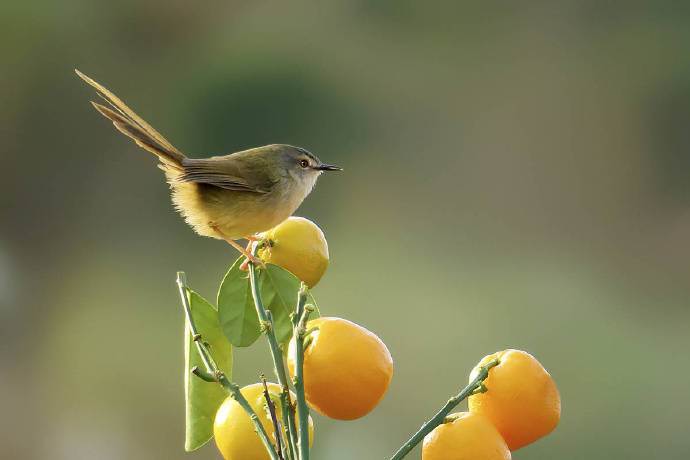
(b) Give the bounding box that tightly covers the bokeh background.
[2,1,689,459]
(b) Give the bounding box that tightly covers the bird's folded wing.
[180,158,275,193]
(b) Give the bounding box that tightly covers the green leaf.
[184,290,232,452]
[217,258,261,347]
[261,264,298,343]
[217,259,321,347]
[262,264,315,343]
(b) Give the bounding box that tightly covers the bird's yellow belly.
[171,182,296,240]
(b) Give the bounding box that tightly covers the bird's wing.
[179,157,276,193]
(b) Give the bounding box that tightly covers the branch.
[176,272,279,460]
[279,278,305,460]
[247,246,300,457]
[388,359,500,460]
[293,284,314,460]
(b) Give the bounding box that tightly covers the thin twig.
[261,375,284,460]
[280,392,298,460]
[176,272,279,460]
[388,359,500,460]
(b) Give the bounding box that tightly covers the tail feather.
[76,69,186,167]
[90,101,182,169]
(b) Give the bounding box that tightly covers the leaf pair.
[217,258,319,347]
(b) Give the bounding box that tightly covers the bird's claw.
[240,254,265,271]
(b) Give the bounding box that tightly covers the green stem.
[388,359,500,460]
[176,272,279,460]
[294,286,313,460]
[282,282,307,460]
[247,249,300,457]
[280,392,298,460]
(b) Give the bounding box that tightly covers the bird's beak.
[314,163,343,171]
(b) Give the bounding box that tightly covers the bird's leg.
[239,240,254,271]
[227,239,264,266]
[209,223,264,267]
[239,237,267,271]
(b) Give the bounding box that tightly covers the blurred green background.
[2,1,689,459]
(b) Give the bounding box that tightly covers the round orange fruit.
[468,349,560,450]
[258,216,329,287]
[287,316,393,420]
[422,412,511,460]
[214,382,314,460]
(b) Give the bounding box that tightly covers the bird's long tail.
[75,69,186,169]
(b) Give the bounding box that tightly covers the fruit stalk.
[388,359,500,460]
[293,285,313,460]
[176,272,279,460]
[247,247,300,458]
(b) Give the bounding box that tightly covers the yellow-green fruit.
[258,216,329,287]
[214,382,314,460]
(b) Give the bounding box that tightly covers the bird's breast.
[172,180,308,240]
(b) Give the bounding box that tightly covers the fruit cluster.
[179,216,560,460]
[423,349,561,460]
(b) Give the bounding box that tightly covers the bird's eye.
[299,159,310,168]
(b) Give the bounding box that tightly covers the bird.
[75,69,341,262]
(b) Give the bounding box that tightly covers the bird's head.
[272,144,342,192]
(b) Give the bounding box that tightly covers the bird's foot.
[239,255,264,271]
[209,223,265,268]
[225,239,264,269]
[239,239,265,270]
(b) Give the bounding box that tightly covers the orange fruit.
[468,349,560,450]
[287,317,393,420]
[422,412,511,460]
[258,216,329,287]
[214,382,314,460]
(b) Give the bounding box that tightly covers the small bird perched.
[76,70,341,262]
